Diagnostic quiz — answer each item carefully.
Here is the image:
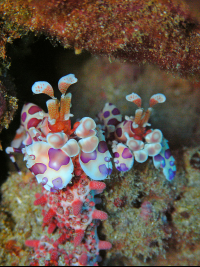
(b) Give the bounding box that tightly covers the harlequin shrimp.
[98,92,176,181]
[6,74,112,191]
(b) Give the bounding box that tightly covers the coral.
[0,78,18,149]
[100,143,200,265]
[0,0,200,78]
[2,148,200,266]
[0,171,43,266]
[102,164,177,262]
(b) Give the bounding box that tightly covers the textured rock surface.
[0,0,200,78]
[102,145,200,265]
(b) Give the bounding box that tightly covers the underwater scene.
[0,0,200,266]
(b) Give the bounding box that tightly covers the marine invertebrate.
[26,170,111,266]
[6,74,112,190]
[6,74,112,265]
[98,93,176,181]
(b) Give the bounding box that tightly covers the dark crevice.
[131,192,145,209]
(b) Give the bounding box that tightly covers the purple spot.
[27,118,42,129]
[107,118,120,126]
[154,154,166,167]
[122,148,132,159]
[109,103,113,106]
[154,154,164,162]
[115,160,119,164]
[114,152,120,158]
[168,169,176,181]
[165,149,171,159]
[116,163,129,172]
[112,108,120,115]
[30,163,47,175]
[98,141,108,153]
[170,161,175,166]
[42,177,48,185]
[120,163,129,172]
[103,111,110,118]
[80,150,97,164]
[52,177,63,189]
[50,188,58,193]
[28,105,43,115]
[104,157,110,162]
[116,127,122,137]
[48,148,70,171]
[123,121,127,126]
[99,164,108,176]
[21,112,27,122]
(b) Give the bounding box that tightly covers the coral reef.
[0,0,200,78]
[102,144,200,265]
[0,171,43,266]
[0,78,18,149]
[2,145,200,266]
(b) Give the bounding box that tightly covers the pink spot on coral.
[140,201,153,221]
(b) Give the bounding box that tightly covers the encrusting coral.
[0,0,200,78]
[101,145,200,265]
[0,77,18,150]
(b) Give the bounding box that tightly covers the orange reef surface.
[0,0,200,78]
